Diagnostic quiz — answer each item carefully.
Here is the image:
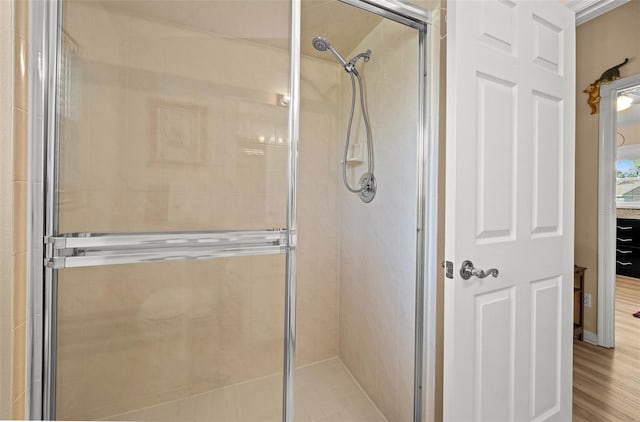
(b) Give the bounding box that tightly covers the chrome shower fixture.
[312,36,348,68]
[312,36,371,76]
[312,35,376,203]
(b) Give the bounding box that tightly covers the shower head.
[312,36,348,69]
[312,36,330,52]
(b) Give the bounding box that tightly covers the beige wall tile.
[10,323,25,405]
[337,18,419,422]
[12,253,26,328]
[2,0,29,419]
[0,250,12,421]
[13,0,28,39]
[0,185,11,233]
[10,393,25,421]
[0,233,12,317]
[49,2,422,421]
[57,256,293,419]
[12,108,27,182]
[12,181,26,253]
[0,0,13,417]
[58,191,89,233]
[12,35,27,112]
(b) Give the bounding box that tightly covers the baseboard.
[583,330,598,345]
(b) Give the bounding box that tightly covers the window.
[616,145,640,207]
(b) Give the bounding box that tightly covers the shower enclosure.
[26,0,437,421]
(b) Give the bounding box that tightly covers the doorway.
[596,73,640,348]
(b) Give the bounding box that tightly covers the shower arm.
[349,50,371,67]
[344,50,371,75]
[327,45,349,69]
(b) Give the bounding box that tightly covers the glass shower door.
[47,0,295,420]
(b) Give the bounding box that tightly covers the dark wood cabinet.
[616,218,640,278]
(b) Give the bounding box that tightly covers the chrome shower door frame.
[337,3,437,421]
[26,1,438,421]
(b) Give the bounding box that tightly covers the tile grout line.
[102,355,344,421]
[336,356,388,422]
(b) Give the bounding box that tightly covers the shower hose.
[343,70,374,194]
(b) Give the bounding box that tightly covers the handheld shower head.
[312,36,330,52]
[312,36,348,68]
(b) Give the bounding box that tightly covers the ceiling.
[300,0,383,60]
[96,0,383,61]
[88,0,633,57]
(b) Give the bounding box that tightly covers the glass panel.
[296,1,419,421]
[58,0,290,233]
[56,255,285,420]
[616,158,640,203]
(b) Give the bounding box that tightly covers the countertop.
[617,209,640,220]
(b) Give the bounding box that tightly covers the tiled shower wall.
[0,0,28,419]
[338,19,419,422]
[11,0,28,417]
[56,1,341,419]
[23,1,421,420]
[0,0,14,417]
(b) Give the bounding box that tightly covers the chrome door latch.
[445,261,454,279]
[460,260,499,280]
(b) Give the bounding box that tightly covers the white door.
[443,1,575,421]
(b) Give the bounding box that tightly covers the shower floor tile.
[106,358,387,422]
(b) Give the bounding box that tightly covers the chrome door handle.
[617,226,633,230]
[460,260,499,280]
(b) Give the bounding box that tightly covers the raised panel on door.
[475,73,517,243]
[474,287,515,421]
[478,0,517,55]
[531,91,563,237]
[531,14,563,75]
[529,277,562,421]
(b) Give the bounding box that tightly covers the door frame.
[597,73,640,348]
[25,1,439,421]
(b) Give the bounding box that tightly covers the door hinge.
[445,261,454,279]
